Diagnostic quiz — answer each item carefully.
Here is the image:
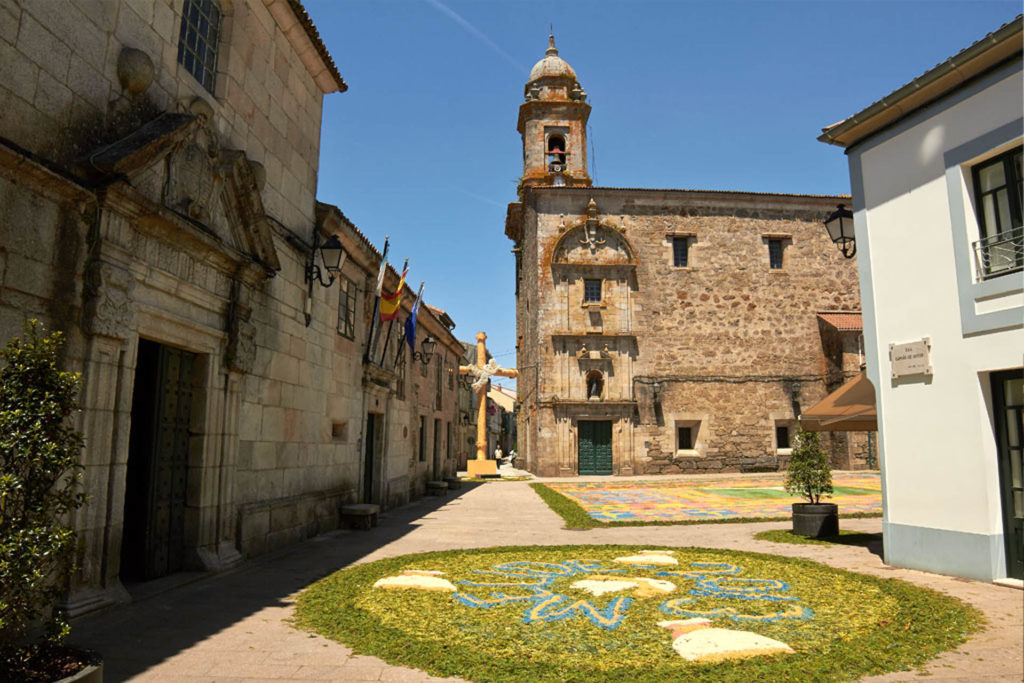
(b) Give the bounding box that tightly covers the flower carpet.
[544,473,881,522]
[294,545,979,682]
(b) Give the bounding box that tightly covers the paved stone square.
[71,477,1022,682]
[544,472,882,522]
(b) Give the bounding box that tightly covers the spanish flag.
[379,264,408,321]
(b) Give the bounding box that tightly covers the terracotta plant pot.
[792,502,839,538]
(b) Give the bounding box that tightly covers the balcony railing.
[974,227,1024,281]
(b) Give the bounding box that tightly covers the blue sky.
[304,0,1019,389]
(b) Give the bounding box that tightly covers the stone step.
[443,477,462,490]
[426,480,448,496]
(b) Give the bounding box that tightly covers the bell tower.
[518,35,592,189]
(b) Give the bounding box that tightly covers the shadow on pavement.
[68,483,483,681]
[828,532,884,560]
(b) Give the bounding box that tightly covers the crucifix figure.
[460,331,517,477]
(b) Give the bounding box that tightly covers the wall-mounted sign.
[889,337,933,380]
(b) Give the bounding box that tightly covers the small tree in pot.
[784,428,838,537]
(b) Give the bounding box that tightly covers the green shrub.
[784,429,832,504]
[0,321,86,653]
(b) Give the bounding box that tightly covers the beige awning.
[800,371,877,432]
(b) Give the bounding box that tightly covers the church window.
[586,370,604,399]
[677,426,693,450]
[177,0,222,93]
[673,236,689,267]
[337,275,356,339]
[768,239,784,269]
[584,278,602,303]
[775,423,792,450]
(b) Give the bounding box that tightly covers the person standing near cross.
[460,331,517,477]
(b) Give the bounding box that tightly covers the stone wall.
[512,187,863,476]
[0,1,462,615]
[0,0,328,231]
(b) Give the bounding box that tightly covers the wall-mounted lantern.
[304,232,346,326]
[823,204,856,259]
[413,335,437,365]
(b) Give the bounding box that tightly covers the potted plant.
[784,428,838,537]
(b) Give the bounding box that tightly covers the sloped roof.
[819,15,1022,148]
[817,311,863,331]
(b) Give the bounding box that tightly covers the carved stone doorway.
[120,339,200,582]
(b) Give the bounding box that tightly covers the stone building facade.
[0,0,461,616]
[507,38,867,477]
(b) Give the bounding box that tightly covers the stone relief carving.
[552,199,634,265]
[226,283,256,374]
[166,98,221,222]
[82,261,136,340]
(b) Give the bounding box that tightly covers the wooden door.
[123,340,196,581]
[578,421,612,476]
[993,370,1023,580]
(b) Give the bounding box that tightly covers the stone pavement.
[71,479,1023,682]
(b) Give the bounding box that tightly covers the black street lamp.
[824,204,856,259]
[413,335,437,365]
[304,232,346,326]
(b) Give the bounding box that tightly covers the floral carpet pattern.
[545,473,882,522]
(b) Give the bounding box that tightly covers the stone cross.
[459,331,517,476]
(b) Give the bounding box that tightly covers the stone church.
[507,37,868,477]
[0,0,463,616]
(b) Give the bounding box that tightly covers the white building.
[819,17,1023,582]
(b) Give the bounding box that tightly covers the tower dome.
[528,35,577,82]
[517,34,591,189]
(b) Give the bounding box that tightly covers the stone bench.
[443,477,462,491]
[426,480,448,496]
[340,503,379,530]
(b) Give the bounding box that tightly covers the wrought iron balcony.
[973,227,1024,280]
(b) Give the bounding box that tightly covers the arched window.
[547,135,567,170]
[586,370,604,400]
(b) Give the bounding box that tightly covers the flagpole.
[379,258,408,366]
[365,237,389,363]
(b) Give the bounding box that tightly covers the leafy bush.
[784,429,833,504]
[0,321,86,653]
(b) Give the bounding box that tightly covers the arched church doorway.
[120,339,200,582]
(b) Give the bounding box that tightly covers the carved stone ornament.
[167,100,221,222]
[83,261,136,340]
[552,199,634,266]
[226,284,256,374]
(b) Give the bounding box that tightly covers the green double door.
[578,421,613,475]
[993,370,1023,580]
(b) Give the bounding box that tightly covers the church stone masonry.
[0,1,462,617]
[507,37,867,477]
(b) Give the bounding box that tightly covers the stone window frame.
[762,233,792,271]
[177,0,223,94]
[337,274,357,339]
[673,418,703,456]
[667,232,696,269]
[774,420,794,455]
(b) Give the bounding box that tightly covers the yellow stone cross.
[459,331,517,477]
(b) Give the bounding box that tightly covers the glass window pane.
[768,239,783,269]
[978,161,1006,192]
[982,194,998,235]
[1006,378,1024,407]
[996,189,1012,235]
[1010,448,1021,489]
[673,237,688,267]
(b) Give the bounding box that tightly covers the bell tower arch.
[518,35,592,189]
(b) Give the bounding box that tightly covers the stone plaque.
[889,337,932,379]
